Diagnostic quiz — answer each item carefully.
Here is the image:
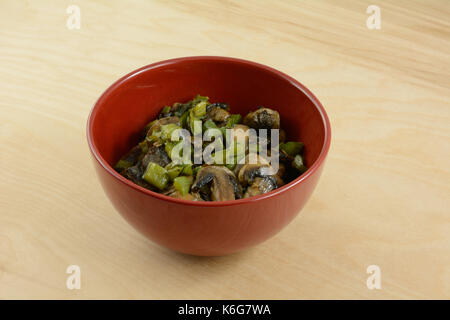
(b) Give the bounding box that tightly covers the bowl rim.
[87,56,331,207]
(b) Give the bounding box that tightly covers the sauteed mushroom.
[114,144,145,173]
[243,107,280,129]
[236,153,285,197]
[238,163,269,186]
[191,166,242,201]
[164,187,203,201]
[142,145,171,168]
[244,176,278,198]
[234,153,270,177]
[123,163,157,191]
[206,105,230,124]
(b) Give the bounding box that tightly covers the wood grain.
[0,0,449,299]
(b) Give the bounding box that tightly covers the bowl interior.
[90,57,327,176]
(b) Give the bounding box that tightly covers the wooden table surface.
[1,0,449,299]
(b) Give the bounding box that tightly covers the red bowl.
[87,56,331,256]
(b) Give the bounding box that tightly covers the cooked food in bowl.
[114,95,307,201]
[88,57,331,255]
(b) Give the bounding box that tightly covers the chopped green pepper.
[292,154,307,173]
[114,159,132,171]
[147,119,158,127]
[181,164,193,176]
[160,123,181,141]
[180,110,189,128]
[280,142,304,157]
[203,119,218,131]
[161,105,171,115]
[138,141,148,154]
[220,114,242,137]
[146,129,162,143]
[164,141,177,159]
[226,114,242,128]
[191,94,209,105]
[142,162,169,190]
[173,176,193,196]
[188,110,202,135]
[166,166,183,180]
[192,101,208,118]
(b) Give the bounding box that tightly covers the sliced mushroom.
[236,152,285,197]
[243,107,280,129]
[244,176,278,198]
[239,161,284,184]
[164,187,203,201]
[187,192,204,201]
[206,106,230,125]
[233,153,271,178]
[123,164,144,184]
[271,174,284,188]
[238,164,265,186]
[141,144,171,168]
[116,144,144,172]
[123,163,157,191]
[191,166,242,201]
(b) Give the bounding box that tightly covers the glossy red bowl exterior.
[87,56,331,256]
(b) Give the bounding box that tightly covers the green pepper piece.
[191,94,209,106]
[167,141,186,162]
[164,141,176,159]
[292,154,307,174]
[188,112,195,134]
[180,110,189,128]
[280,142,304,157]
[188,110,202,136]
[147,119,158,128]
[181,164,193,176]
[192,101,208,118]
[138,140,149,154]
[142,162,169,190]
[114,159,132,171]
[160,123,181,141]
[173,176,193,196]
[161,105,171,115]
[143,119,158,136]
[165,162,184,180]
[146,129,162,143]
[167,166,183,180]
[226,114,242,128]
[203,119,218,131]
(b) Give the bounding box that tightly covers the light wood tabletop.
[1,0,449,299]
